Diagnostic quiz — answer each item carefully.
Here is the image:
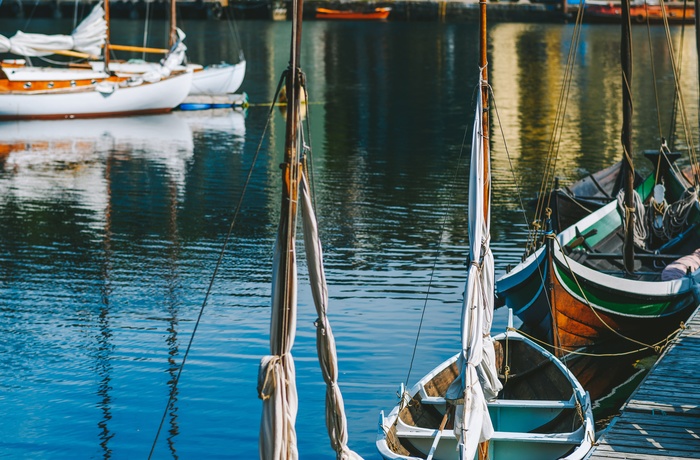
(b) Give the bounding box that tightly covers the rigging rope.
[526,1,586,257]
[147,72,288,459]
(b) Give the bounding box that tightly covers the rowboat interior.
[562,173,699,282]
[380,334,591,460]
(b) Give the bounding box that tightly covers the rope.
[507,324,684,358]
[147,71,288,460]
[550,234,677,352]
[617,188,648,249]
[404,86,472,386]
[526,2,586,256]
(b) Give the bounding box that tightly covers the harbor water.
[0,16,698,458]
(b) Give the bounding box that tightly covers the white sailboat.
[0,2,192,120]
[376,2,595,459]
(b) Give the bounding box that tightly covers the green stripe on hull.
[555,263,693,318]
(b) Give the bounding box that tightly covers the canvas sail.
[0,3,106,57]
[445,84,502,459]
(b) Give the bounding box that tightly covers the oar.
[426,408,450,460]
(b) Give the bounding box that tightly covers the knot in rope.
[257,354,283,401]
[313,317,327,336]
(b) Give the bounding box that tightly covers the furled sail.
[300,172,362,460]
[445,84,502,459]
[0,3,106,57]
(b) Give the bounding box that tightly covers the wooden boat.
[377,325,595,459]
[497,164,700,351]
[540,160,644,234]
[496,0,700,354]
[377,2,594,458]
[315,7,391,20]
[256,0,361,458]
[585,0,694,24]
[0,2,192,120]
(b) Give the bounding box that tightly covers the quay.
[0,0,570,22]
[585,304,700,459]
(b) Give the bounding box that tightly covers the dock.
[585,304,700,459]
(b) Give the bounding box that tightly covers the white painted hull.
[0,71,193,120]
[93,60,246,96]
[377,331,595,460]
[189,60,246,95]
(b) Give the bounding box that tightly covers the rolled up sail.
[0,3,106,57]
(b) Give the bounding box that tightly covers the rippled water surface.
[0,14,698,459]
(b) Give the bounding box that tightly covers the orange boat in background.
[315,6,391,20]
[585,0,694,23]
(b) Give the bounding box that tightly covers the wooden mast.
[478,2,490,459]
[480,0,489,222]
[104,0,111,71]
[169,0,177,49]
[274,0,303,384]
[621,0,635,274]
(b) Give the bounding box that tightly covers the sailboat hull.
[377,331,594,460]
[189,60,246,96]
[0,71,193,120]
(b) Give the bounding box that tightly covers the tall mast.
[621,0,635,273]
[480,0,489,221]
[169,0,177,49]
[104,0,111,71]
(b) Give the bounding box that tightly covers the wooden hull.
[315,7,391,20]
[377,331,594,459]
[497,171,700,353]
[0,71,193,120]
[585,1,694,24]
[543,161,644,233]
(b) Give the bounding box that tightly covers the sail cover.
[445,85,501,458]
[0,3,106,57]
[299,172,362,460]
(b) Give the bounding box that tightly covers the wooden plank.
[587,306,700,460]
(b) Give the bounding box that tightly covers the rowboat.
[315,7,391,20]
[585,0,694,23]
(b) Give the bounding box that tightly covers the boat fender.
[650,183,667,230]
[95,81,117,95]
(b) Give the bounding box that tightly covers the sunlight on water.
[0,15,697,459]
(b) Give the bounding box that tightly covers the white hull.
[190,60,246,96]
[377,331,595,460]
[93,60,246,96]
[0,71,193,120]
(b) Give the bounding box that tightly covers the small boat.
[315,6,391,20]
[377,323,595,460]
[377,2,594,458]
[585,0,694,24]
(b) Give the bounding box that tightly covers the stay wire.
[644,1,664,142]
[403,83,473,388]
[147,72,288,459]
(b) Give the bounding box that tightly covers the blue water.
[0,16,697,459]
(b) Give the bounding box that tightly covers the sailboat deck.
[585,304,700,459]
